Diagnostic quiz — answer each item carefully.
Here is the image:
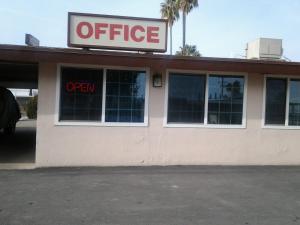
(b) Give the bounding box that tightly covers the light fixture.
[153,73,162,87]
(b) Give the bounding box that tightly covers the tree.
[160,0,180,55]
[176,0,198,47]
[26,95,38,119]
[176,44,201,56]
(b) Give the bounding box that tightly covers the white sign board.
[68,12,168,52]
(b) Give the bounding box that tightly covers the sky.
[1,0,300,61]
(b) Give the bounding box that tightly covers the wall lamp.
[153,73,162,87]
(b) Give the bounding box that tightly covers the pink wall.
[35,63,300,167]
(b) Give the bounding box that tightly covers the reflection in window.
[59,67,103,121]
[105,70,146,123]
[208,75,244,125]
[289,79,300,126]
[265,78,287,125]
[167,73,206,123]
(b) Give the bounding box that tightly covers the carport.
[0,61,38,164]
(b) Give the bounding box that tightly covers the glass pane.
[105,96,118,109]
[208,75,244,125]
[132,110,144,122]
[120,84,132,96]
[231,113,243,125]
[265,78,287,125]
[167,73,206,123]
[289,79,300,126]
[105,70,146,123]
[106,83,119,96]
[59,67,103,121]
[119,96,132,109]
[105,110,118,122]
[119,110,132,122]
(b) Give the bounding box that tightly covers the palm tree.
[176,0,198,47]
[175,44,201,56]
[160,0,179,55]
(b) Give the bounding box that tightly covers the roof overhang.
[0,61,38,89]
[1,44,300,75]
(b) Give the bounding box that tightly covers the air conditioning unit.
[246,38,283,60]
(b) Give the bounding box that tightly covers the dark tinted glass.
[60,67,103,121]
[105,70,146,123]
[167,73,206,123]
[208,75,244,125]
[265,78,287,125]
[289,79,300,126]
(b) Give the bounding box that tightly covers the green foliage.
[176,44,201,56]
[176,0,199,14]
[26,95,38,119]
[160,0,199,53]
[161,0,180,54]
[160,0,180,26]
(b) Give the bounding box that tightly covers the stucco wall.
[36,63,300,167]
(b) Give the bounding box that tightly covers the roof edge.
[1,44,300,66]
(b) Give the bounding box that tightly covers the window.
[167,73,206,123]
[265,78,287,125]
[264,77,300,127]
[60,67,103,121]
[165,72,246,127]
[58,66,148,125]
[289,80,300,126]
[105,70,146,123]
[208,75,244,125]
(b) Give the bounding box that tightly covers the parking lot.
[0,166,300,225]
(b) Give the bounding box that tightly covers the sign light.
[68,12,168,52]
[66,81,96,93]
[25,34,40,47]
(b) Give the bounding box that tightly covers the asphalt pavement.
[0,166,300,225]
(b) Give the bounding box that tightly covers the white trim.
[204,74,209,125]
[242,74,248,128]
[101,122,149,127]
[164,123,205,128]
[55,63,150,127]
[285,77,290,126]
[165,123,245,129]
[262,74,300,129]
[56,63,147,71]
[143,68,150,126]
[261,76,267,128]
[101,69,107,123]
[54,65,61,125]
[163,72,169,126]
[163,69,247,129]
[262,125,300,130]
[165,69,247,76]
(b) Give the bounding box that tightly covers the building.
[1,44,300,167]
[1,13,300,168]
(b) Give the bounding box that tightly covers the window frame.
[55,63,150,127]
[262,75,300,129]
[163,69,248,129]
[166,72,207,124]
[164,69,248,129]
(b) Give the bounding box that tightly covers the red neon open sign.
[66,81,96,93]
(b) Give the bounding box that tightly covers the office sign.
[68,12,168,52]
